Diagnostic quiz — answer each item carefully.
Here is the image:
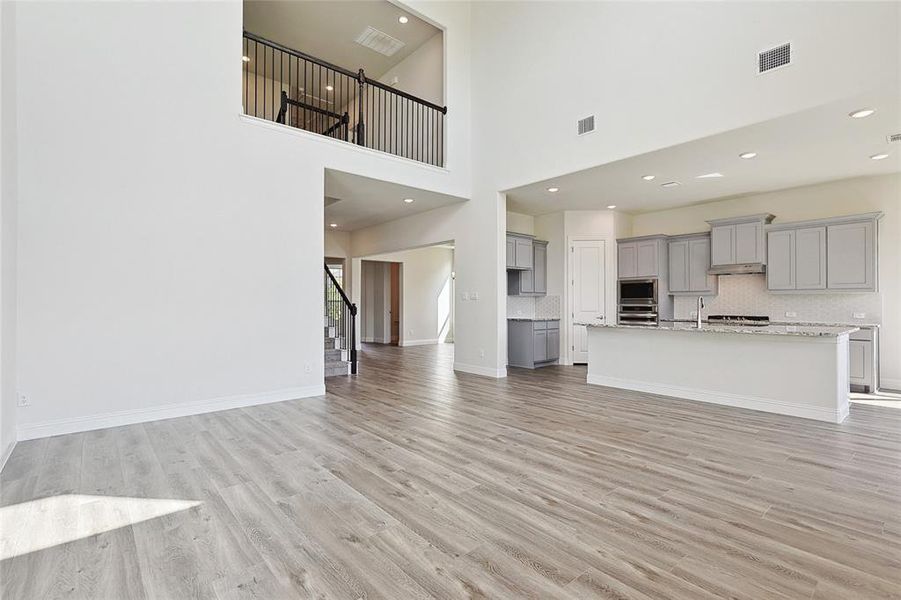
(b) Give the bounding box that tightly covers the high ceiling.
[506,88,901,216]
[243,1,441,81]
[324,170,467,232]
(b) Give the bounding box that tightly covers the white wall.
[506,211,534,236]
[11,0,478,439]
[378,32,444,107]
[471,1,899,191]
[0,0,19,464]
[366,246,455,345]
[631,173,901,390]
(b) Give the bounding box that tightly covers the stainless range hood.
[707,263,766,275]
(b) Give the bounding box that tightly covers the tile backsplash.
[674,274,883,324]
[507,295,561,319]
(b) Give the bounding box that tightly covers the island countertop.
[578,321,859,337]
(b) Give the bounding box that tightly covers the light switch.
[461,292,470,301]
[471,292,480,301]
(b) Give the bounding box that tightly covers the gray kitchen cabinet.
[618,242,638,278]
[506,233,534,270]
[507,320,560,368]
[795,226,827,290]
[617,236,667,278]
[849,327,878,393]
[767,213,880,293]
[766,229,795,290]
[508,239,548,296]
[707,214,774,266]
[828,220,876,290]
[533,241,548,294]
[667,234,716,295]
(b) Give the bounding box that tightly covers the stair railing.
[243,31,447,167]
[324,263,357,374]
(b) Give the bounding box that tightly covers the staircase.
[324,324,351,377]
[324,263,358,378]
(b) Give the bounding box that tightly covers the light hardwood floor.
[2,343,900,599]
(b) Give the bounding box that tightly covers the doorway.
[569,239,606,364]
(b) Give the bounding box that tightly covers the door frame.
[566,236,607,366]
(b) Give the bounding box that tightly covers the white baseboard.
[0,440,16,473]
[587,374,848,424]
[880,377,901,392]
[400,338,438,347]
[454,362,507,378]
[16,384,326,441]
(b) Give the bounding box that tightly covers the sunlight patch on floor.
[0,494,201,560]
[851,389,901,409]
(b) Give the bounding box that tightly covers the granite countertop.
[580,321,859,337]
[508,317,561,322]
[664,318,879,328]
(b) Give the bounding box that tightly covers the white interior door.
[570,240,606,364]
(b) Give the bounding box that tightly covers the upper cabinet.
[506,234,534,270]
[707,214,775,265]
[617,236,667,279]
[668,234,717,295]
[766,213,881,293]
[507,234,548,296]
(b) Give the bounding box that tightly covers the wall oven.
[618,278,659,325]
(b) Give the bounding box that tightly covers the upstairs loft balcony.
[242,32,447,168]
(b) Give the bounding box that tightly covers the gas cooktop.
[706,315,771,327]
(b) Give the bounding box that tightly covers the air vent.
[758,42,791,73]
[888,133,901,144]
[577,115,596,136]
[355,26,405,57]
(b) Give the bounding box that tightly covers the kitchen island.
[584,322,858,423]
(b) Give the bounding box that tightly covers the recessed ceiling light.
[661,181,681,188]
[641,175,655,181]
[329,223,338,228]
[739,152,757,159]
[607,205,616,209]
[697,172,724,179]
[849,108,875,119]
[325,85,334,92]
[547,187,559,193]
[403,198,414,204]
[241,55,251,63]
[870,153,889,160]
[398,15,409,24]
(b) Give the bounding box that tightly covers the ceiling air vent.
[355,26,406,57]
[888,133,901,144]
[758,42,792,74]
[577,115,596,136]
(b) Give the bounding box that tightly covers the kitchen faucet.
[697,296,705,328]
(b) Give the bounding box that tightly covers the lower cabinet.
[849,327,878,393]
[508,320,560,368]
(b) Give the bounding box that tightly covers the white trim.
[454,362,507,378]
[880,377,901,392]
[587,374,848,424]
[400,338,439,347]
[0,440,16,473]
[16,385,326,441]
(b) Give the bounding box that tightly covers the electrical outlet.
[304,362,312,373]
[471,292,479,301]
[689,310,698,317]
[17,393,29,407]
[853,312,866,319]
[408,329,413,335]
[479,349,485,358]
[785,311,797,318]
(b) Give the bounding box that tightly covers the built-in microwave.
[618,278,658,305]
